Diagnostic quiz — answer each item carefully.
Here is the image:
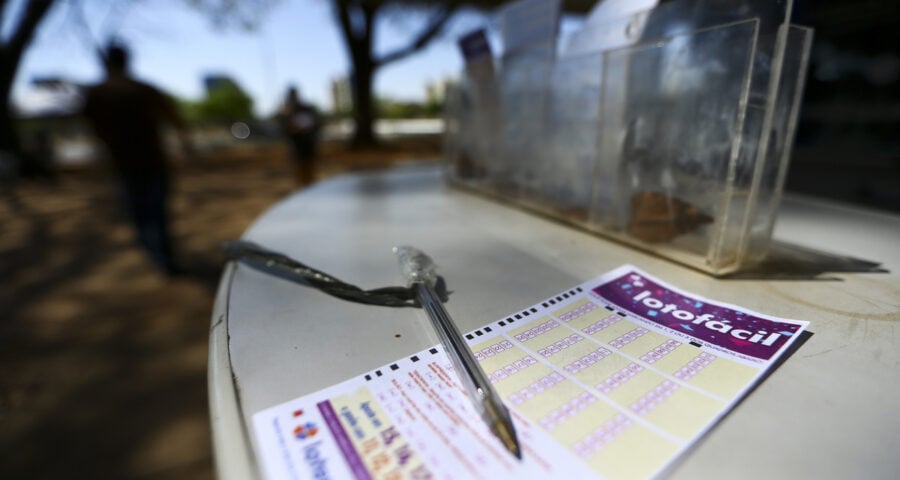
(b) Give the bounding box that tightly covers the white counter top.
[209,165,900,479]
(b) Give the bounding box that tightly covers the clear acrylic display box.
[445,0,813,275]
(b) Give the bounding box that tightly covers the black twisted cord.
[223,240,448,308]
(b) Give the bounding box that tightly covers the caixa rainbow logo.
[294,422,318,440]
[292,409,318,440]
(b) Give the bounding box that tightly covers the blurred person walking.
[82,43,190,276]
[278,86,321,187]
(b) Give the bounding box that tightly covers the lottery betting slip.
[253,265,809,479]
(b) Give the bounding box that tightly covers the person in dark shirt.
[278,86,321,186]
[83,43,190,275]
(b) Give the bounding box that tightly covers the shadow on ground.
[0,138,440,479]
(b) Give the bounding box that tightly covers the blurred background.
[1,0,897,479]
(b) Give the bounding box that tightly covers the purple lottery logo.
[594,272,802,360]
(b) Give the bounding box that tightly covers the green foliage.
[423,97,443,117]
[376,97,444,119]
[198,80,254,121]
[174,97,203,124]
[175,79,254,124]
[325,108,353,121]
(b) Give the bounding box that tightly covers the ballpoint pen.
[394,245,522,460]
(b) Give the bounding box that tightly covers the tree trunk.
[332,1,454,150]
[347,2,378,149]
[0,60,21,156]
[351,58,376,148]
[0,0,57,158]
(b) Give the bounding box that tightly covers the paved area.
[0,139,440,479]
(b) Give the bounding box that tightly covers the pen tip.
[507,437,522,460]
[493,419,523,461]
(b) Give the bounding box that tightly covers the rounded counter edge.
[208,262,259,480]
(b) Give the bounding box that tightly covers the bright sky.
[11,0,496,116]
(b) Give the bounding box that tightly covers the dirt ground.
[0,136,441,479]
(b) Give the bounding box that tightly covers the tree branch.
[67,0,100,54]
[375,4,457,68]
[186,0,279,32]
[100,0,138,43]
[333,0,361,61]
[7,0,55,60]
[0,0,9,35]
[361,1,376,59]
